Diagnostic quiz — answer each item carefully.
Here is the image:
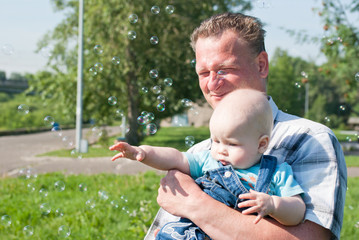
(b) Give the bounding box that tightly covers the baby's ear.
[258,135,269,154]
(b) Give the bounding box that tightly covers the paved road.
[0,126,162,178]
[0,127,358,178]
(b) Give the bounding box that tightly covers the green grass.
[40,126,211,158]
[345,156,359,167]
[0,172,163,239]
[341,177,359,239]
[1,173,358,239]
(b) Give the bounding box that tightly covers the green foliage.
[0,172,163,239]
[0,93,71,131]
[31,0,252,145]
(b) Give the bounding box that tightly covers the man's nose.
[207,71,224,91]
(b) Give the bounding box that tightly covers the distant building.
[348,117,359,131]
[0,79,28,93]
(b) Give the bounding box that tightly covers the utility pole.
[75,0,86,153]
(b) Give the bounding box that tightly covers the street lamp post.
[75,0,87,153]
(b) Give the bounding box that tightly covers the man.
[145,12,347,240]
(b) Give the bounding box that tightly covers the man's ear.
[258,134,269,154]
[257,51,269,79]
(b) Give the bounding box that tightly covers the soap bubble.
[128,31,137,40]
[39,188,49,198]
[324,116,331,123]
[27,182,36,192]
[40,203,51,215]
[301,71,308,78]
[18,104,30,115]
[55,208,64,217]
[40,46,53,58]
[94,62,103,72]
[115,109,124,119]
[181,98,193,107]
[58,225,71,238]
[51,125,63,137]
[1,215,11,227]
[141,87,149,93]
[152,85,161,94]
[120,195,128,203]
[137,116,146,125]
[44,116,55,127]
[355,72,359,82]
[150,36,159,45]
[165,5,175,14]
[89,66,97,76]
[85,199,96,210]
[98,190,109,201]
[146,123,158,134]
[185,136,195,147]
[2,43,14,55]
[151,6,160,14]
[164,78,173,86]
[355,221,359,228]
[112,56,120,65]
[190,59,196,67]
[339,105,346,111]
[157,95,166,103]
[54,181,66,192]
[23,225,34,236]
[110,200,119,209]
[108,96,117,105]
[294,82,301,88]
[93,45,103,55]
[78,183,88,192]
[128,14,138,24]
[149,69,159,78]
[157,103,165,112]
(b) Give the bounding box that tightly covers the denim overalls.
[155,155,277,240]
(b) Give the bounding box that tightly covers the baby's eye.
[229,143,238,147]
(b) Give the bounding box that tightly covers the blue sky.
[0,0,338,76]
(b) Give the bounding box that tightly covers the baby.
[110,89,305,239]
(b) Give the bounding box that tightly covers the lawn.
[0,173,358,239]
[0,171,163,239]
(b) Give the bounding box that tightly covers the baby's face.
[210,118,262,169]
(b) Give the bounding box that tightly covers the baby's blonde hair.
[210,89,273,138]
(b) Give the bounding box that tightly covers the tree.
[0,71,6,81]
[30,0,252,145]
[285,0,359,126]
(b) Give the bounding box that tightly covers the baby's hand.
[237,189,274,224]
[109,142,145,162]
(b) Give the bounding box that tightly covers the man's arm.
[157,170,332,240]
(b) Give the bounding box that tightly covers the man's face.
[195,30,268,108]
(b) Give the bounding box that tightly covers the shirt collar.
[268,96,278,122]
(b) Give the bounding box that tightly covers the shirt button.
[224,171,232,178]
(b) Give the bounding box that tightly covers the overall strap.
[254,155,277,193]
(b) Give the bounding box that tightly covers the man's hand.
[157,170,202,219]
[109,142,145,162]
[238,189,274,224]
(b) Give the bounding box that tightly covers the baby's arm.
[237,189,305,226]
[109,142,190,175]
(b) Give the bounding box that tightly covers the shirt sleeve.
[272,162,304,197]
[184,151,211,179]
